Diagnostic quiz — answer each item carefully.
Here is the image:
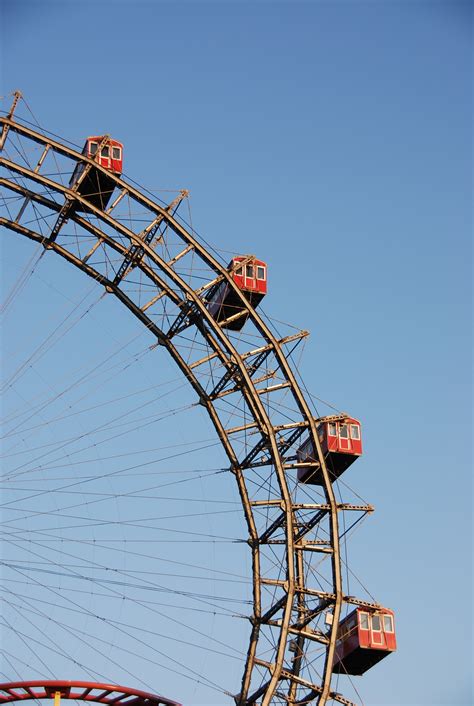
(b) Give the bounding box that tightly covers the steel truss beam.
[0,115,364,706]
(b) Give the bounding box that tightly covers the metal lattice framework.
[0,98,379,706]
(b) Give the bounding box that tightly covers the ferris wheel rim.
[0,111,373,706]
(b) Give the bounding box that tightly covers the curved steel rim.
[0,113,376,706]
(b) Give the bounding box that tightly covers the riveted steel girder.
[0,115,364,705]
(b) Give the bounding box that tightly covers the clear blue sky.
[1,1,472,705]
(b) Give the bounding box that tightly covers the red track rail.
[0,682,181,706]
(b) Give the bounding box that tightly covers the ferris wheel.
[0,92,396,706]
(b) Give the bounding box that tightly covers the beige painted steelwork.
[0,110,374,706]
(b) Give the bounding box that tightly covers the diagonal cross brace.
[240,435,269,469]
[112,191,188,287]
[209,363,240,399]
[113,220,161,285]
[166,301,197,338]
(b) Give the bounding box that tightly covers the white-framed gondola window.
[89,142,98,156]
[350,424,360,440]
[256,265,266,281]
[328,422,337,437]
[112,146,122,160]
[246,264,254,278]
[100,145,110,157]
[359,612,369,630]
[339,424,349,439]
[371,614,383,644]
[383,614,394,633]
[371,614,382,631]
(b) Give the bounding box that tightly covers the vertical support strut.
[0,90,22,150]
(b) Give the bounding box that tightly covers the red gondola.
[297,414,362,485]
[332,606,397,675]
[207,256,267,330]
[69,136,123,211]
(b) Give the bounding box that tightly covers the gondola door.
[99,144,111,170]
[244,262,257,292]
[370,614,385,648]
[338,423,351,451]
